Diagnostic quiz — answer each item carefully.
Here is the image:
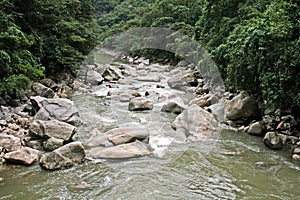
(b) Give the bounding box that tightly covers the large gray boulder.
[29,120,76,142]
[87,141,152,159]
[0,133,22,152]
[30,96,81,125]
[172,104,218,142]
[39,142,86,170]
[225,91,258,122]
[4,147,41,165]
[128,97,153,111]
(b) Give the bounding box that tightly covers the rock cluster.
[0,78,85,170]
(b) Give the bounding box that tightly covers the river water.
[1,61,300,200]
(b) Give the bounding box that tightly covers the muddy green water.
[1,62,300,200]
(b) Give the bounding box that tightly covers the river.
[1,60,300,200]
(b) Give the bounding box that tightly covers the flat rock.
[87,140,152,159]
[4,147,40,165]
[106,127,149,145]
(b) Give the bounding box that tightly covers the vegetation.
[93,0,300,117]
[0,0,98,98]
[1,0,299,117]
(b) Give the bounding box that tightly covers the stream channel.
[1,59,300,200]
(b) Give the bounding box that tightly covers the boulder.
[0,133,22,152]
[207,102,225,122]
[102,66,122,81]
[43,137,64,151]
[4,147,40,165]
[167,70,198,90]
[225,91,258,122]
[263,132,283,150]
[128,97,153,111]
[31,82,55,98]
[87,140,152,159]
[30,96,81,125]
[247,121,266,136]
[29,120,76,141]
[171,104,218,142]
[161,96,185,114]
[188,94,218,108]
[106,127,149,145]
[39,142,86,170]
[86,70,104,85]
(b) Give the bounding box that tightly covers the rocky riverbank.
[1,56,300,177]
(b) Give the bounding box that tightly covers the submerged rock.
[172,104,218,142]
[87,140,152,159]
[39,142,86,170]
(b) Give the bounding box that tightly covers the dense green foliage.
[0,0,98,98]
[94,0,300,116]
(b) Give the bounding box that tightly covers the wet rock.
[106,127,149,145]
[39,142,86,170]
[167,70,198,90]
[0,134,22,152]
[43,137,64,151]
[30,96,81,125]
[171,104,218,142]
[87,140,152,159]
[225,91,258,122]
[128,97,153,111]
[4,147,40,165]
[220,150,245,156]
[161,96,185,114]
[29,120,76,142]
[67,181,94,191]
[247,121,266,136]
[31,82,55,98]
[263,132,283,150]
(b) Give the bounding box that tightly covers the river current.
[1,61,300,200]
